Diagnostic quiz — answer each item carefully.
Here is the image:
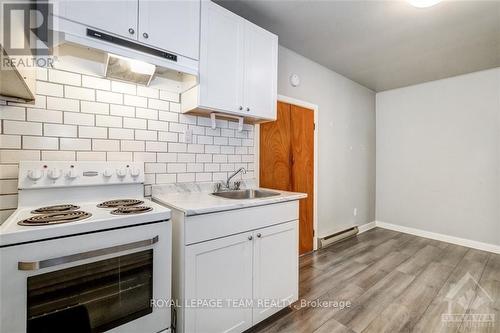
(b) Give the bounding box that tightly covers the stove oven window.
[26,250,153,333]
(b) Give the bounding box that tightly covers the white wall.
[277,46,376,237]
[376,68,500,246]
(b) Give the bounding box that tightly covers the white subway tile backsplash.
[49,69,81,86]
[46,97,79,112]
[109,128,134,140]
[121,140,145,152]
[44,123,77,137]
[112,81,136,95]
[0,135,21,149]
[65,86,95,101]
[27,108,63,123]
[60,138,91,151]
[136,108,158,120]
[124,95,147,108]
[0,67,255,222]
[96,115,122,128]
[92,139,119,151]
[124,117,147,129]
[0,179,17,194]
[96,90,123,105]
[0,106,26,120]
[110,104,134,117]
[159,90,179,102]
[79,126,107,139]
[81,101,109,115]
[0,149,40,162]
[64,112,94,126]
[4,121,42,135]
[77,151,106,161]
[42,150,75,161]
[37,81,64,97]
[23,136,58,150]
[82,76,111,90]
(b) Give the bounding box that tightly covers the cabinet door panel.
[199,1,244,114]
[59,0,138,40]
[185,232,253,333]
[253,221,298,324]
[138,0,200,59]
[243,21,278,120]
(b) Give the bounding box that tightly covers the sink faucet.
[216,167,247,191]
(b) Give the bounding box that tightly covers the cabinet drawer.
[184,200,299,245]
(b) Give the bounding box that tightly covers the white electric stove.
[0,161,171,333]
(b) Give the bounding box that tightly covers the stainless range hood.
[0,46,36,102]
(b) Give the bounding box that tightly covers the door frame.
[254,95,319,251]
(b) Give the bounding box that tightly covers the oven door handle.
[18,236,159,271]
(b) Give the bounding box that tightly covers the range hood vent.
[105,53,156,86]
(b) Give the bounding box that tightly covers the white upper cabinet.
[138,0,200,60]
[182,1,278,122]
[57,0,139,40]
[198,1,244,114]
[57,0,200,60]
[243,21,278,120]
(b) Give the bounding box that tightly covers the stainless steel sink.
[211,189,280,200]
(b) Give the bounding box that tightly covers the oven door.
[0,221,171,333]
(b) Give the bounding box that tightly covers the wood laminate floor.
[249,228,500,333]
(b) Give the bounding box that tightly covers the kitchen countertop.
[151,181,307,216]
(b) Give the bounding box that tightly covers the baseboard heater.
[318,226,359,249]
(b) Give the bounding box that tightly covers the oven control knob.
[116,168,127,178]
[130,168,141,178]
[47,168,62,180]
[103,169,113,178]
[27,169,43,181]
[66,169,78,180]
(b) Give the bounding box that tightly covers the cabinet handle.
[246,107,250,112]
[239,106,243,111]
[143,32,149,39]
[248,235,253,241]
[128,28,135,35]
[257,233,262,238]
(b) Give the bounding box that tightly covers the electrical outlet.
[353,208,358,216]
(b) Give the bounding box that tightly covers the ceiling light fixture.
[408,0,441,8]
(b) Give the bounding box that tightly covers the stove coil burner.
[31,204,80,214]
[110,206,153,215]
[18,211,92,226]
[97,199,144,208]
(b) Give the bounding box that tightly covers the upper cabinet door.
[138,0,200,59]
[252,221,298,324]
[59,0,139,40]
[185,232,253,333]
[243,21,278,120]
[199,1,244,114]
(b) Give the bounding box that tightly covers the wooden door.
[260,101,314,254]
[138,0,200,59]
[252,221,298,324]
[184,232,253,333]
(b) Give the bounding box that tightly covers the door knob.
[128,28,135,35]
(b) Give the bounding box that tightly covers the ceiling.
[216,0,500,92]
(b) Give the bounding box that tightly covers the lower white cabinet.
[169,201,300,333]
[252,221,298,324]
[185,232,254,333]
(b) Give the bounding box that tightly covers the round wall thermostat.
[289,73,300,87]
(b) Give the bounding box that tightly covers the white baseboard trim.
[357,221,377,234]
[375,221,500,254]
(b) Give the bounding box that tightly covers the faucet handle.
[233,181,242,190]
[214,182,223,192]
